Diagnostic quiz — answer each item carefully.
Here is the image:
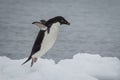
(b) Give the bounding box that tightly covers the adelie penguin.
[22,16,70,67]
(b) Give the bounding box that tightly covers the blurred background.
[0,0,120,62]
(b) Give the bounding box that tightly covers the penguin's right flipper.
[32,22,47,30]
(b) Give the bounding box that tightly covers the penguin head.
[52,16,70,25]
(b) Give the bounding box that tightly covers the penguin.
[22,16,70,67]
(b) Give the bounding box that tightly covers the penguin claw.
[31,57,37,67]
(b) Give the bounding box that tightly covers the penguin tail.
[22,56,32,65]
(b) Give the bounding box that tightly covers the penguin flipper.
[32,22,47,30]
[22,56,32,65]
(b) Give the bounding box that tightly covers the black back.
[22,21,46,65]
[31,30,45,55]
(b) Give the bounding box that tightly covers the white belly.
[32,22,60,58]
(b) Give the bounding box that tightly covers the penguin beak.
[64,20,70,25]
[67,22,70,25]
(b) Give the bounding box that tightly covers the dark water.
[0,0,120,62]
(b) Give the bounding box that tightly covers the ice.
[0,53,120,80]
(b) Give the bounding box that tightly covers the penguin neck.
[51,22,60,27]
[49,22,60,33]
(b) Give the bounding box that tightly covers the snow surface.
[0,53,120,80]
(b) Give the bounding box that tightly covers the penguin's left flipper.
[32,22,47,30]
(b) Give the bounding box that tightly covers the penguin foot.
[31,57,37,67]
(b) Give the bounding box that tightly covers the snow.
[0,53,120,80]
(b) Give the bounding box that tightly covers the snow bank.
[0,53,120,80]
